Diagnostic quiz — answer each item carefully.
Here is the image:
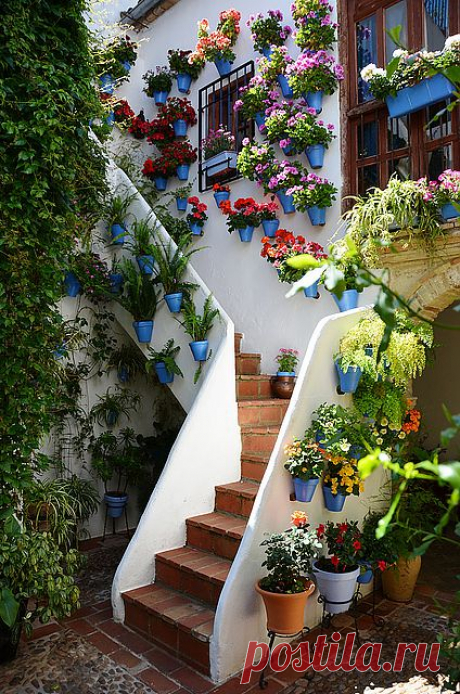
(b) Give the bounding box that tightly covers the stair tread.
[237,352,261,359]
[241,451,271,463]
[157,546,232,582]
[215,480,259,498]
[187,512,247,538]
[123,584,215,640]
[238,398,288,408]
[241,424,281,433]
[236,374,272,381]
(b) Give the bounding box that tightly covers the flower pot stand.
[102,495,130,541]
[258,626,312,689]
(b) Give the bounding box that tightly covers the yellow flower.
[376,437,383,445]
[398,432,406,439]
[291,510,308,527]
[359,483,364,492]
[381,418,388,426]
[301,467,307,472]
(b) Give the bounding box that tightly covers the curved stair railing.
[109,165,242,621]
[211,307,388,682]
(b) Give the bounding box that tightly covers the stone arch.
[408,259,460,320]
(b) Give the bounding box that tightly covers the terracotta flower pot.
[271,373,296,399]
[382,555,421,602]
[255,580,316,635]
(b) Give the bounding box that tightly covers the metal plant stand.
[259,627,311,690]
[102,506,130,541]
[318,580,385,646]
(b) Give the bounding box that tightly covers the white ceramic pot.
[312,561,360,615]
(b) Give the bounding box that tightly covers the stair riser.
[234,333,243,355]
[242,432,278,455]
[236,379,272,400]
[124,601,210,674]
[235,355,261,376]
[241,460,267,482]
[155,560,224,608]
[215,489,256,517]
[186,524,241,561]
[238,404,287,427]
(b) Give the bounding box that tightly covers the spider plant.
[106,344,145,382]
[117,258,160,321]
[146,339,183,377]
[90,386,140,427]
[151,236,199,297]
[89,428,146,494]
[178,295,220,342]
[129,217,157,257]
[105,192,135,226]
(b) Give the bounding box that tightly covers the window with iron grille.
[198,61,255,192]
[342,0,460,197]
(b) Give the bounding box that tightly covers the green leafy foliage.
[146,339,183,378]
[117,259,160,321]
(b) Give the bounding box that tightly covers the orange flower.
[291,511,308,527]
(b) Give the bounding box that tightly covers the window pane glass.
[388,156,411,179]
[425,0,449,51]
[358,121,379,158]
[357,16,377,103]
[358,164,379,194]
[426,100,452,140]
[388,116,410,150]
[428,144,452,179]
[385,1,408,60]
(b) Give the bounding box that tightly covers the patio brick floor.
[0,534,456,694]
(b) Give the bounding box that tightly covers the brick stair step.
[241,452,270,482]
[234,332,243,355]
[123,584,214,674]
[215,480,259,517]
[236,374,272,400]
[156,547,231,607]
[238,399,289,427]
[186,512,247,561]
[241,425,280,455]
[235,352,261,375]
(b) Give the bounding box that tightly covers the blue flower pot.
[294,478,319,503]
[174,119,188,138]
[155,361,174,384]
[190,340,209,361]
[214,57,233,76]
[349,444,363,460]
[277,74,293,99]
[137,255,155,275]
[276,190,295,214]
[386,74,456,118]
[104,492,128,519]
[323,486,346,513]
[307,205,327,226]
[357,561,373,585]
[164,292,183,313]
[105,410,119,427]
[100,74,114,94]
[305,90,323,114]
[255,112,267,132]
[109,272,124,294]
[262,218,280,237]
[53,344,66,360]
[304,280,319,299]
[305,144,325,169]
[261,46,273,59]
[153,90,169,106]
[133,320,154,343]
[111,223,126,244]
[333,289,359,312]
[189,221,203,236]
[177,164,190,181]
[176,196,188,212]
[118,366,130,383]
[441,202,460,220]
[281,141,294,156]
[238,226,254,243]
[335,361,362,394]
[154,176,168,191]
[122,60,131,72]
[177,73,192,93]
[214,190,230,208]
[64,271,81,297]
[106,111,115,127]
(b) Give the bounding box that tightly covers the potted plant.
[288,173,338,226]
[63,269,81,297]
[142,67,173,106]
[291,0,338,51]
[178,295,220,363]
[201,127,237,178]
[284,438,325,502]
[237,140,276,183]
[142,155,177,192]
[117,258,160,343]
[109,257,124,295]
[105,193,134,245]
[286,51,344,113]
[129,218,157,275]
[360,512,399,586]
[146,339,183,384]
[361,38,459,118]
[258,201,280,237]
[168,48,203,93]
[256,511,321,634]
[334,353,362,395]
[259,46,294,98]
[128,111,152,140]
[306,402,366,457]
[247,10,291,57]
[213,182,231,208]
[285,111,335,169]
[107,344,145,383]
[163,141,197,181]
[324,243,364,312]
[151,236,199,313]
[264,101,302,156]
[190,10,241,77]
[147,114,175,150]
[0,520,80,663]
[271,348,299,399]
[436,169,460,220]
[173,182,193,213]
[69,251,112,303]
[234,76,273,131]
[186,196,208,236]
[313,521,363,614]
[161,97,197,139]
[322,454,363,512]
[90,428,145,519]
[267,159,309,214]
[90,386,140,427]
[219,197,261,243]
[113,99,135,129]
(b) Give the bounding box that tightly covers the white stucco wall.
[104,0,373,372]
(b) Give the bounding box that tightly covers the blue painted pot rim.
[277,371,295,376]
